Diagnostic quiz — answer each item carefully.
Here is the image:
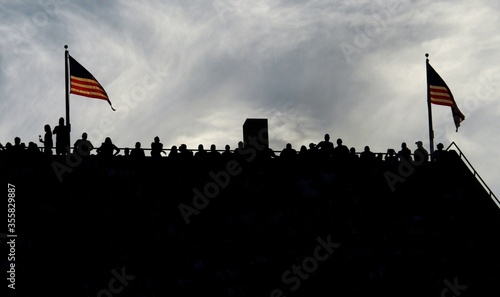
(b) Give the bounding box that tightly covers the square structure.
[243,118,269,149]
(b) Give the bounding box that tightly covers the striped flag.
[427,62,465,131]
[69,55,115,111]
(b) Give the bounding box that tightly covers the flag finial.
[64,45,68,50]
[425,53,429,62]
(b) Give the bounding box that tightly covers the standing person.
[130,142,145,159]
[39,124,53,156]
[414,141,429,164]
[280,143,297,162]
[316,133,334,158]
[53,117,70,156]
[432,143,447,162]
[151,136,165,159]
[397,142,412,162]
[221,144,233,161]
[333,138,349,160]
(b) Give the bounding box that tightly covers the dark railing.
[446,141,499,207]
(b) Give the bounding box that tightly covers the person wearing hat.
[414,141,429,164]
[432,143,447,162]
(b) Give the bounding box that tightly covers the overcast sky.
[1,0,500,199]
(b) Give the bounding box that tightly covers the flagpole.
[65,45,71,146]
[426,53,434,156]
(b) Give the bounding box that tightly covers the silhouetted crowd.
[0,120,449,166]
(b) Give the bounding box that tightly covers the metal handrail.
[446,141,499,207]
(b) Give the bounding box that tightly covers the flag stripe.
[430,98,454,106]
[429,85,448,91]
[70,85,107,97]
[70,88,109,100]
[429,92,451,98]
[71,83,105,93]
[70,78,106,92]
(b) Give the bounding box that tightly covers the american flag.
[427,61,465,131]
[69,55,115,110]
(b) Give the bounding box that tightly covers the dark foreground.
[2,150,500,297]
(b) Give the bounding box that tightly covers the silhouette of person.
[208,144,221,161]
[130,142,145,159]
[360,146,375,164]
[12,137,25,158]
[432,143,447,162]
[234,141,245,155]
[27,142,40,158]
[96,137,120,157]
[178,144,193,161]
[414,141,429,164]
[195,144,208,160]
[317,134,334,158]
[348,147,359,162]
[2,142,13,159]
[53,117,70,156]
[73,132,94,156]
[221,144,233,160]
[280,143,297,161]
[39,124,53,156]
[385,148,398,167]
[168,145,178,159]
[151,136,165,158]
[298,145,308,156]
[307,142,320,161]
[333,138,349,161]
[260,146,277,160]
[397,142,412,162]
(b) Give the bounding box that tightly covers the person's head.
[415,141,423,148]
[105,137,111,145]
[171,145,178,152]
[59,117,64,125]
[387,148,395,155]
[300,145,307,153]
[210,144,216,152]
[401,142,407,149]
[179,144,186,151]
[198,144,204,151]
[44,124,51,132]
[350,147,356,154]
[337,138,343,145]
[364,146,370,152]
[135,142,141,149]
[14,137,20,145]
[154,136,160,143]
[286,143,292,149]
[82,132,88,140]
[309,143,315,149]
[238,141,244,149]
[225,144,230,151]
[324,134,330,141]
[437,143,444,150]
